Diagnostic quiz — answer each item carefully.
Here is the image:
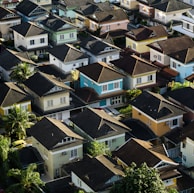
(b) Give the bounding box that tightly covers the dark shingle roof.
[78,62,124,83]
[28,117,83,150]
[0,7,19,19]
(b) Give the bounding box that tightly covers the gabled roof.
[114,138,176,167]
[167,87,194,111]
[23,71,71,97]
[28,117,83,150]
[148,36,194,55]
[48,44,88,62]
[131,91,185,121]
[79,34,120,55]
[169,47,194,64]
[60,0,92,8]
[111,54,158,76]
[0,7,19,20]
[70,107,129,139]
[153,0,191,12]
[78,62,124,83]
[11,22,47,37]
[125,25,168,41]
[0,82,31,107]
[0,49,35,71]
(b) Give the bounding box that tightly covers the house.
[77,62,125,108]
[79,33,120,64]
[120,0,139,10]
[30,0,52,6]
[125,25,168,54]
[62,154,124,193]
[27,116,83,179]
[167,87,194,123]
[48,44,89,74]
[15,0,49,22]
[148,35,194,67]
[168,47,194,83]
[39,14,78,46]
[0,7,21,41]
[23,71,73,121]
[131,91,185,136]
[0,0,20,10]
[11,21,49,57]
[70,107,130,151]
[0,82,32,116]
[111,54,158,90]
[0,48,35,81]
[152,0,191,26]
[172,9,194,38]
[113,138,181,189]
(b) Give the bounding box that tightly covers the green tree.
[6,163,44,193]
[10,62,34,84]
[168,80,194,91]
[111,162,167,193]
[1,105,36,140]
[126,89,142,101]
[119,104,132,118]
[87,140,110,157]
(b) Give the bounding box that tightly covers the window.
[172,61,176,68]
[111,96,122,105]
[30,40,34,45]
[192,66,194,72]
[158,55,161,61]
[106,25,110,31]
[60,97,66,104]
[102,84,108,92]
[132,43,136,50]
[21,105,28,111]
[69,33,74,38]
[40,38,45,43]
[187,23,190,29]
[60,34,64,40]
[114,82,119,89]
[102,58,107,62]
[47,100,53,107]
[70,149,77,158]
[136,77,141,84]
[148,75,153,81]
[172,119,178,126]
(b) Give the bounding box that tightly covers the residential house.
[39,14,77,46]
[70,107,130,151]
[148,35,194,67]
[48,44,89,74]
[30,0,52,7]
[0,48,35,81]
[62,155,124,193]
[111,54,158,90]
[1,0,20,10]
[15,0,49,22]
[28,116,83,179]
[11,21,49,57]
[77,62,125,108]
[0,7,21,41]
[172,9,194,38]
[153,0,191,26]
[167,87,194,123]
[0,82,32,116]
[131,91,185,136]
[113,138,180,189]
[23,71,72,121]
[125,25,168,54]
[120,0,139,10]
[79,34,120,64]
[168,47,194,83]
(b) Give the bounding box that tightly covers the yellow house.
[131,91,185,137]
[0,82,32,116]
[125,25,168,54]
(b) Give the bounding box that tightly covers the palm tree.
[10,62,34,84]
[1,105,36,140]
[6,163,44,193]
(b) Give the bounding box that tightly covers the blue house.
[76,62,125,108]
[169,47,194,83]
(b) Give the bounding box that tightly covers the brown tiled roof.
[185,73,194,82]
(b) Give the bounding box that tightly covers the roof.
[125,25,168,41]
[0,7,19,20]
[169,47,194,64]
[0,49,35,71]
[158,165,181,180]
[131,91,185,121]
[111,54,158,76]
[78,62,124,83]
[167,87,194,111]
[28,117,83,150]
[153,0,191,12]
[70,107,129,140]
[48,44,88,62]
[148,36,194,55]
[23,71,71,97]
[60,0,92,8]
[114,138,175,167]
[11,22,47,37]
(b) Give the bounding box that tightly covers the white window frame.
[70,149,78,159]
[136,77,142,84]
[47,99,53,107]
[102,84,108,92]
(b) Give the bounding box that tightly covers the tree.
[1,105,36,140]
[6,163,44,193]
[168,80,194,91]
[126,89,142,102]
[111,162,167,193]
[10,62,34,84]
